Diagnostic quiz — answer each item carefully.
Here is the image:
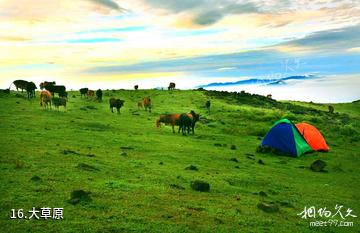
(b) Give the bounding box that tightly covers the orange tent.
[295,123,329,152]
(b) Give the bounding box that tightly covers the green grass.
[0,90,359,232]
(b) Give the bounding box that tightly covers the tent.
[261,119,312,157]
[295,123,329,152]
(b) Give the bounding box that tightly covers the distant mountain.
[199,75,315,88]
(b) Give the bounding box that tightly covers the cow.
[156,111,199,134]
[205,100,211,113]
[40,81,56,90]
[80,88,88,98]
[40,90,52,109]
[189,110,200,134]
[143,97,151,112]
[45,85,66,96]
[1,89,10,94]
[26,82,37,99]
[96,89,103,102]
[86,90,95,98]
[156,114,181,133]
[109,98,124,114]
[59,91,68,98]
[179,113,192,135]
[137,101,143,109]
[266,94,272,99]
[168,82,176,90]
[134,85,139,90]
[12,80,28,92]
[52,97,67,110]
[328,105,334,114]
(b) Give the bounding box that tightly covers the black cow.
[109,97,124,114]
[134,85,139,90]
[189,110,200,134]
[178,113,192,135]
[205,100,211,113]
[59,91,68,98]
[80,88,88,98]
[45,85,66,96]
[1,89,10,94]
[13,80,28,92]
[26,82,37,99]
[52,97,67,110]
[96,89,103,102]
[168,82,176,90]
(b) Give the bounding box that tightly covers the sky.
[0,0,359,102]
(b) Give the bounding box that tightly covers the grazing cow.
[179,113,193,135]
[26,82,37,99]
[266,94,272,99]
[45,85,66,96]
[156,111,199,134]
[52,97,67,110]
[1,89,10,94]
[328,105,334,114]
[40,81,56,90]
[168,82,176,90]
[205,100,211,113]
[80,88,88,98]
[134,85,139,90]
[59,91,68,98]
[137,101,143,109]
[12,80,28,92]
[96,89,103,102]
[109,97,125,114]
[156,114,181,133]
[189,110,200,134]
[143,97,151,112]
[40,90,52,109]
[86,90,95,98]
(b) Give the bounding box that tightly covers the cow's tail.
[8,82,13,90]
[156,119,161,128]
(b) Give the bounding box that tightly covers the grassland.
[0,89,359,233]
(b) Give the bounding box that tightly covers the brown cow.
[156,114,181,133]
[40,90,52,109]
[156,111,199,134]
[266,94,272,99]
[143,97,151,112]
[40,81,56,90]
[137,101,143,109]
[87,90,95,98]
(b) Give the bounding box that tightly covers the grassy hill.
[0,89,359,232]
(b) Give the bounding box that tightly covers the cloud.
[144,0,261,26]
[282,24,360,53]
[87,0,124,10]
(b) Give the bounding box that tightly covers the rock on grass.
[257,202,279,213]
[185,165,198,171]
[30,175,41,182]
[76,163,99,172]
[310,160,327,172]
[68,190,92,205]
[190,180,210,192]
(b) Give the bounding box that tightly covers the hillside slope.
[0,90,359,232]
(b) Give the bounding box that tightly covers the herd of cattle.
[5,80,204,135]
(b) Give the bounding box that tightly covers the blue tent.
[261,119,312,157]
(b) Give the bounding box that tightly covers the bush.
[340,125,357,137]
